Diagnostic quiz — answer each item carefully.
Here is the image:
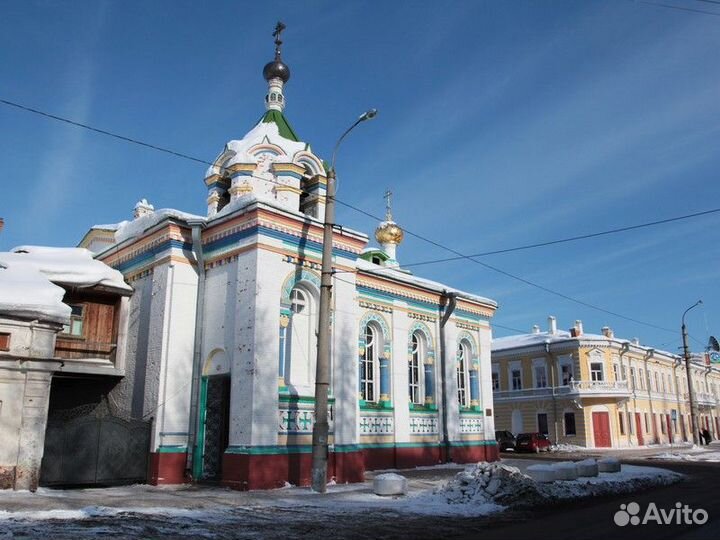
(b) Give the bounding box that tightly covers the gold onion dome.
[375,220,404,245]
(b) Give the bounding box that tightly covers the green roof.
[260,109,300,142]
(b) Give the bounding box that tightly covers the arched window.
[409,331,425,405]
[283,284,318,388]
[360,323,380,402]
[457,340,471,408]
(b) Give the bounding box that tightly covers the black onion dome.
[263,60,290,83]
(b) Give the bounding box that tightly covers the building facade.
[492,317,720,449]
[73,30,499,490]
[0,247,132,490]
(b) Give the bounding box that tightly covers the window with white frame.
[612,364,619,382]
[639,369,645,390]
[630,368,637,390]
[360,323,380,402]
[590,362,604,382]
[534,364,548,388]
[560,360,574,385]
[409,331,425,405]
[511,369,522,391]
[284,285,318,387]
[491,370,500,391]
[456,340,472,407]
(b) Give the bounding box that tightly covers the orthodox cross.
[273,21,286,58]
[384,189,393,221]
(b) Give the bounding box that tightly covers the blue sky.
[1,0,719,352]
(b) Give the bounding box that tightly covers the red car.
[515,432,551,453]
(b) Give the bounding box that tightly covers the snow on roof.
[0,246,131,323]
[0,258,70,323]
[356,258,497,308]
[90,222,125,232]
[206,119,309,177]
[114,208,204,244]
[492,330,679,359]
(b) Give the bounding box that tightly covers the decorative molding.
[409,414,438,435]
[460,416,484,433]
[359,299,393,314]
[359,415,394,435]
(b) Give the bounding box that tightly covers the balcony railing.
[567,380,630,395]
[493,380,630,400]
[684,392,717,407]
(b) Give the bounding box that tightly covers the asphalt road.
[456,456,719,540]
[1,457,717,539]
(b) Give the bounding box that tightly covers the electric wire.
[0,97,699,337]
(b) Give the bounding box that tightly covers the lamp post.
[311,109,377,493]
[682,299,703,445]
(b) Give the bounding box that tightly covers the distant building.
[491,317,720,449]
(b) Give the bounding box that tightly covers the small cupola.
[374,189,404,267]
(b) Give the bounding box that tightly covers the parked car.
[515,432,551,453]
[495,430,516,451]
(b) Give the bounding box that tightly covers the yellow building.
[491,317,720,448]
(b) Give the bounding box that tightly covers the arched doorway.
[194,349,230,481]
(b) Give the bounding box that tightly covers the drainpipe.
[439,290,457,462]
[644,348,657,444]
[545,341,559,444]
[186,220,206,477]
[671,351,684,441]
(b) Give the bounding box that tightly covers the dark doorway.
[537,413,549,436]
[201,376,231,481]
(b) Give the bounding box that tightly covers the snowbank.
[433,462,681,511]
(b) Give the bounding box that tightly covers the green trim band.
[224,439,497,456]
[157,445,188,453]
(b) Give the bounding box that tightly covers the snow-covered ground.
[0,461,682,539]
[650,445,720,462]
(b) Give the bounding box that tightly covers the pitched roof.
[260,109,300,142]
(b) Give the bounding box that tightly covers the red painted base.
[148,452,189,485]
[222,452,347,490]
[219,443,498,491]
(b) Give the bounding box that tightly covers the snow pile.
[435,462,681,510]
[0,246,131,323]
[437,463,547,507]
[550,443,586,453]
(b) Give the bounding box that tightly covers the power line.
[336,199,678,334]
[389,208,720,270]
[634,0,720,16]
[1,97,681,335]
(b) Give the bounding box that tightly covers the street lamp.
[682,300,703,445]
[311,109,378,493]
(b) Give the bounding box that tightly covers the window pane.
[71,319,83,336]
[564,413,576,435]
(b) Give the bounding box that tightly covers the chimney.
[548,316,557,335]
[134,198,155,219]
[532,325,540,335]
[632,337,640,346]
[574,320,583,336]
[601,326,614,339]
